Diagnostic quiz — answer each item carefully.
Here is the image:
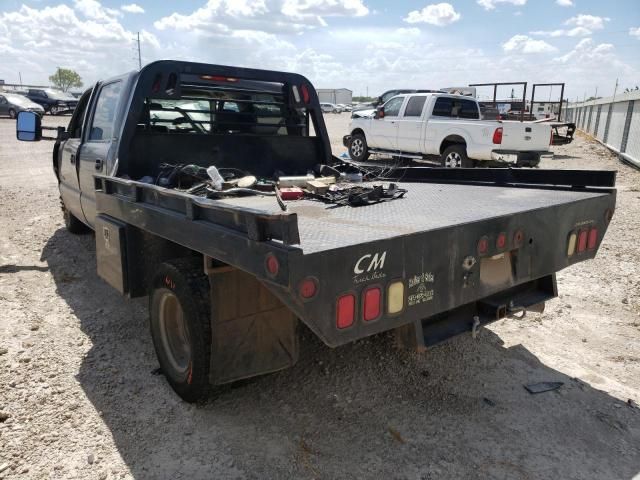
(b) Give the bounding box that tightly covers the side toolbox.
[95,215,129,295]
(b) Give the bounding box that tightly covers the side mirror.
[375,106,385,119]
[16,111,42,142]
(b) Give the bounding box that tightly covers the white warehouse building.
[316,88,352,105]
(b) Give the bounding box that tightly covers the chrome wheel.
[444,151,462,168]
[350,138,364,157]
[158,291,191,375]
[50,106,58,115]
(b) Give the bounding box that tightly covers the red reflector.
[587,228,597,250]
[577,230,588,253]
[265,254,279,276]
[300,84,310,104]
[477,236,489,255]
[496,232,507,250]
[299,277,317,299]
[492,127,503,144]
[337,294,355,329]
[363,287,381,321]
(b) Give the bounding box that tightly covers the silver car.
[0,93,45,118]
[320,102,341,113]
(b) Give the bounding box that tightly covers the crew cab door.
[395,95,427,153]
[0,96,8,116]
[368,96,404,150]
[78,80,123,228]
[58,88,93,225]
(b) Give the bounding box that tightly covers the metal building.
[316,88,352,105]
[562,90,640,169]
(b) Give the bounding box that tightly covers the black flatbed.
[217,182,609,254]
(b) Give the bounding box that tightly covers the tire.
[441,145,474,168]
[8,109,16,119]
[149,258,212,402]
[332,109,338,114]
[348,133,370,162]
[62,204,90,234]
[49,105,58,116]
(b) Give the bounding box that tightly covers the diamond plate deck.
[217,182,608,254]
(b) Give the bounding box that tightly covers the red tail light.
[363,287,381,321]
[200,75,238,82]
[587,228,598,250]
[477,236,489,256]
[299,277,317,299]
[337,294,355,329]
[577,230,588,253]
[265,254,279,276]
[492,127,503,144]
[300,84,310,104]
[496,232,507,250]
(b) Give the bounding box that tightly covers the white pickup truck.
[343,93,553,167]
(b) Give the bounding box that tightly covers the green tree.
[48,68,83,92]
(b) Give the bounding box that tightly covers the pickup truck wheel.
[349,133,370,161]
[150,258,211,403]
[441,145,473,168]
[62,205,90,234]
[8,109,16,119]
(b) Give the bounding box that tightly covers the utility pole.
[18,72,22,87]
[137,32,142,70]
[612,78,618,102]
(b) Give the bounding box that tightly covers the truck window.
[433,97,479,119]
[383,97,404,117]
[89,81,123,141]
[403,96,427,117]
[432,97,453,117]
[458,99,479,119]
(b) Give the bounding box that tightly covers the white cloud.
[630,27,640,39]
[404,3,461,26]
[121,3,145,14]
[556,0,573,6]
[531,14,609,37]
[503,34,557,53]
[155,0,368,34]
[73,0,120,20]
[477,0,526,11]
[565,14,609,30]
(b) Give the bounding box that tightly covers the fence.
[562,90,640,169]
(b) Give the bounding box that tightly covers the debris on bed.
[140,161,407,209]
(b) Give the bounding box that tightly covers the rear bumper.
[491,150,553,167]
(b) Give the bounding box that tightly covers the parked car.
[337,103,352,112]
[0,93,44,118]
[320,102,340,113]
[344,93,553,167]
[26,88,78,115]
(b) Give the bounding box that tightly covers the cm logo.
[354,251,387,274]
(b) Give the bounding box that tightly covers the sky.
[0,0,638,101]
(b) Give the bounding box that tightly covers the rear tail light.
[265,254,279,276]
[577,230,588,253]
[336,294,355,329]
[496,232,507,250]
[299,277,317,299]
[587,228,598,250]
[387,281,404,314]
[477,236,489,256]
[363,287,381,321]
[567,232,577,256]
[492,127,503,145]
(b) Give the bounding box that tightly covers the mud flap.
[206,265,299,385]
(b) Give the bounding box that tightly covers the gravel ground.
[0,113,639,480]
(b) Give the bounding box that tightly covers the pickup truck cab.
[344,93,553,168]
[15,61,616,403]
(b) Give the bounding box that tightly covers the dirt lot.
[1,113,639,480]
